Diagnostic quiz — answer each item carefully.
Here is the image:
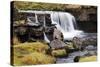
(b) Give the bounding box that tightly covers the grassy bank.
[12,41,56,66]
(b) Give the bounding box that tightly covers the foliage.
[13,52,55,65]
[13,41,49,54]
[13,1,66,11]
[13,41,56,65]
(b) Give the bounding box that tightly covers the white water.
[51,12,83,39]
[19,10,83,41]
[44,33,50,43]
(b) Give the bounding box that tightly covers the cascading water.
[19,10,83,41]
[51,12,83,40]
[44,32,50,43]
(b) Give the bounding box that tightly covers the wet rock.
[72,37,82,50]
[85,45,96,50]
[74,56,80,62]
[84,50,97,56]
[82,38,97,47]
[56,57,73,63]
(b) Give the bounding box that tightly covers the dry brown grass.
[13,52,56,66]
[21,52,56,65]
[13,41,56,66]
[13,41,49,53]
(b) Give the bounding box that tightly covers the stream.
[56,33,97,63]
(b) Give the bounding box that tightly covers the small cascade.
[44,33,50,43]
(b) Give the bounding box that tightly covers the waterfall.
[19,10,83,41]
[43,13,50,43]
[51,12,83,39]
[44,33,50,43]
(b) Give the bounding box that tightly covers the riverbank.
[12,33,97,65]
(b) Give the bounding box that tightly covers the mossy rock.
[66,42,74,49]
[51,49,68,57]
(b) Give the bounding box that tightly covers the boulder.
[51,49,67,57]
[72,37,82,50]
[50,39,67,49]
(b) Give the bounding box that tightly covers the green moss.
[13,1,66,11]
[66,42,74,49]
[51,49,67,57]
[79,56,97,62]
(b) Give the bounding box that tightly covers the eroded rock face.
[53,28,63,41]
[29,26,44,36]
[14,26,29,43]
[13,25,45,42]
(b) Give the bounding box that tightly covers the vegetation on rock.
[51,49,67,57]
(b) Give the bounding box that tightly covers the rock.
[51,49,67,57]
[85,45,96,50]
[15,26,29,43]
[72,37,82,50]
[66,42,74,49]
[74,56,80,62]
[84,50,97,56]
[50,39,67,49]
[82,36,97,47]
[53,28,63,41]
